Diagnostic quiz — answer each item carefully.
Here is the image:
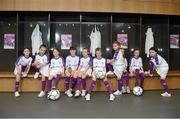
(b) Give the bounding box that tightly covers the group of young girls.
[14,41,171,101]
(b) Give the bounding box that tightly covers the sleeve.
[28,57,33,66]
[79,58,82,67]
[150,58,156,66]
[103,59,106,68]
[125,58,128,67]
[153,56,160,66]
[61,57,65,67]
[139,57,143,68]
[158,55,164,66]
[113,52,118,60]
[15,56,23,65]
[129,57,133,67]
[49,59,53,68]
[34,55,38,60]
[149,59,155,74]
[65,56,68,67]
[88,56,93,66]
[44,55,49,64]
[77,56,80,65]
[92,59,96,68]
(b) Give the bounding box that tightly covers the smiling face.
[53,49,60,58]
[133,50,140,58]
[149,50,157,57]
[70,49,76,57]
[113,43,120,51]
[23,48,30,57]
[82,48,89,57]
[95,50,102,59]
[39,46,46,55]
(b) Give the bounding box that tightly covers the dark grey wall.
[0,12,179,71]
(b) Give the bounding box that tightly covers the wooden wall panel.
[112,0,174,15]
[0,0,15,11]
[14,0,49,11]
[0,0,180,15]
[80,0,112,12]
[46,0,80,11]
[0,76,180,92]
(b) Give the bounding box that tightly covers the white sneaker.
[75,90,81,97]
[15,91,20,97]
[126,86,131,94]
[64,88,72,94]
[34,72,40,79]
[66,90,73,97]
[113,90,122,96]
[106,71,114,75]
[38,91,45,97]
[161,92,171,97]
[144,71,149,75]
[109,94,115,101]
[122,86,126,93]
[69,88,72,92]
[64,90,67,94]
[85,94,91,101]
[81,90,86,96]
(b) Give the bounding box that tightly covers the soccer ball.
[47,89,60,101]
[133,86,143,96]
[95,70,106,79]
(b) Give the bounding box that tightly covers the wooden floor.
[0,71,180,92]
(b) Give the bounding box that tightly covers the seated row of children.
[14,41,171,101]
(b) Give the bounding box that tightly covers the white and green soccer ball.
[47,89,60,101]
[95,70,106,79]
[133,86,143,96]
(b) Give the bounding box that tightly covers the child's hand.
[60,70,64,76]
[106,59,111,64]
[71,70,76,76]
[65,70,71,77]
[144,71,149,76]
[149,74,153,77]
[33,61,41,68]
[22,73,27,77]
[129,72,134,77]
[144,71,153,77]
[39,63,44,68]
[32,63,35,66]
[129,69,134,77]
[79,71,86,76]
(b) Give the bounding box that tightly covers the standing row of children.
[14,41,171,101]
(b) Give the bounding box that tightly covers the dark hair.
[23,47,31,52]
[132,49,140,53]
[39,44,47,50]
[95,48,102,52]
[113,41,121,47]
[70,46,77,51]
[53,48,60,53]
[82,47,89,52]
[149,47,158,52]
[22,47,31,57]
